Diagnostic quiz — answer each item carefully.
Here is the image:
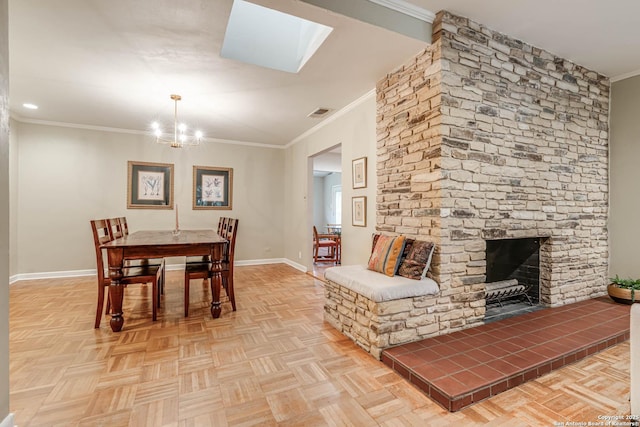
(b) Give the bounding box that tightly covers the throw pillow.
[367,235,407,277]
[371,233,381,254]
[398,240,435,280]
[399,238,414,265]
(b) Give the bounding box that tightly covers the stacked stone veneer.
[376,12,610,335]
[324,280,439,359]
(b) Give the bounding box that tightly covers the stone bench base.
[324,279,440,359]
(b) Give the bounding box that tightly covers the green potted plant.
[608,275,640,304]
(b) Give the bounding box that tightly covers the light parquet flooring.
[10,264,632,426]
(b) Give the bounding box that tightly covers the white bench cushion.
[324,265,439,303]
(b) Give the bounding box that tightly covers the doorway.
[309,145,342,280]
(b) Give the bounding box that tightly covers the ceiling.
[9,0,640,147]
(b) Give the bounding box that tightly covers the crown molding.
[10,115,286,149]
[12,116,144,135]
[610,68,640,83]
[367,0,435,23]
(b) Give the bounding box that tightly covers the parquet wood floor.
[10,264,632,426]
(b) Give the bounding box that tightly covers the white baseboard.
[9,258,307,284]
[10,269,95,284]
[281,258,307,272]
[0,413,14,427]
[235,258,307,272]
[234,258,284,267]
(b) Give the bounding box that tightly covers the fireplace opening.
[485,237,544,322]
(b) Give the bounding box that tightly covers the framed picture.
[352,156,367,189]
[352,196,367,227]
[127,161,173,209]
[193,166,233,210]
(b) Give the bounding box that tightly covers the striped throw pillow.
[367,235,407,277]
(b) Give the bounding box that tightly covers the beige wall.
[0,0,9,420]
[610,75,640,278]
[284,93,377,269]
[9,118,16,277]
[13,121,285,274]
[12,93,380,277]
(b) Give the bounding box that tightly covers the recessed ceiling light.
[23,103,38,110]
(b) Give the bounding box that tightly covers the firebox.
[485,237,542,304]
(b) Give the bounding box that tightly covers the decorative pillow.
[398,240,435,280]
[367,235,406,277]
[399,238,414,265]
[371,233,381,254]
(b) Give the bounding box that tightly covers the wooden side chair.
[108,217,164,267]
[313,226,339,264]
[118,216,130,236]
[107,217,124,239]
[185,216,228,265]
[218,216,229,236]
[91,219,165,328]
[221,218,239,311]
[184,218,239,316]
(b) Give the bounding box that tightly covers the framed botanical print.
[193,166,233,210]
[127,161,174,209]
[352,196,367,227]
[352,156,367,189]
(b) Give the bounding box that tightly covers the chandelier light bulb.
[151,94,202,148]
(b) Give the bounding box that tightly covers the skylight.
[221,0,333,73]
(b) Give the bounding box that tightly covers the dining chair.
[118,216,130,236]
[107,217,125,239]
[221,218,239,310]
[108,217,164,267]
[313,226,339,264]
[218,216,229,236]
[184,218,239,316]
[185,216,228,265]
[91,219,165,328]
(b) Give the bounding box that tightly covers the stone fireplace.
[375,11,609,341]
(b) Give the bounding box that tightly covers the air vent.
[307,107,332,118]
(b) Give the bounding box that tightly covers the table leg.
[210,271,222,318]
[107,248,125,332]
[209,242,224,319]
[109,283,125,332]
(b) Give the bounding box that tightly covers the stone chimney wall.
[376,11,610,334]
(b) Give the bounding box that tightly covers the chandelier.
[151,94,203,148]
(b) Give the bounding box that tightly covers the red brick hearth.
[381,297,629,412]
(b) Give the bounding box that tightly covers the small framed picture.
[193,166,233,210]
[127,161,174,209]
[352,196,367,227]
[352,156,367,189]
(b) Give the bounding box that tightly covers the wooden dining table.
[101,229,228,332]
